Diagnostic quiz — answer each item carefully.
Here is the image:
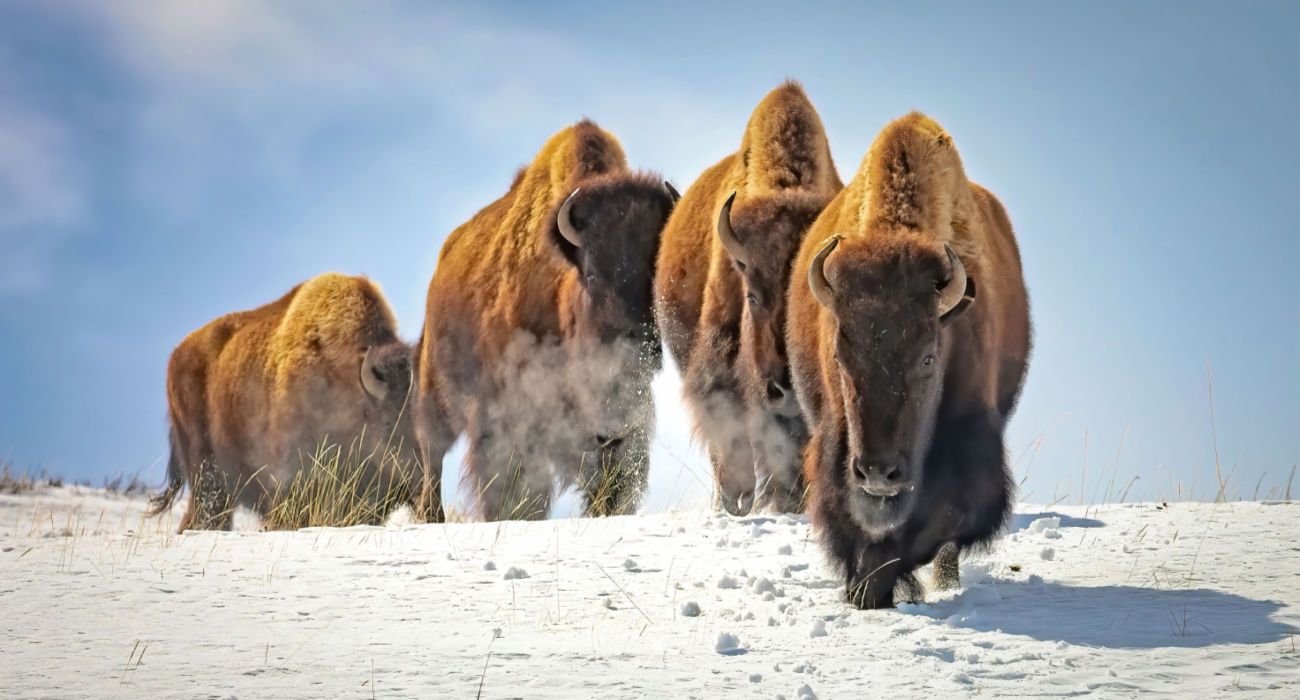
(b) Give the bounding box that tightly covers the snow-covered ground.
[1,486,1297,697]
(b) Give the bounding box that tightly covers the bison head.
[359,342,419,470]
[717,191,826,418]
[807,233,976,534]
[550,175,677,369]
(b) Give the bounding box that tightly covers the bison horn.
[716,192,747,264]
[665,181,681,204]
[809,234,842,309]
[360,347,389,401]
[556,188,583,248]
[936,244,973,319]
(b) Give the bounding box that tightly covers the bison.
[414,120,676,522]
[655,81,841,514]
[150,273,420,531]
[787,113,1032,608]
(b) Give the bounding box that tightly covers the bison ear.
[939,276,976,326]
[360,347,389,400]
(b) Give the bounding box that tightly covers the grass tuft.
[0,462,64,494]
[259,435,419,530]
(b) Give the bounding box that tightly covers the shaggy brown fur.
[151,273,419,531]
[416,120,675,521]
[654,81,841,514]
[787,113,1031,608]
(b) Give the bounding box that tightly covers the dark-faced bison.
[655,81,841,515]
[788,113,1031,608]
[415,120,676,521]
[151,273,419,531]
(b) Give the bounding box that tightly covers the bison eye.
[922,355,935,367]
[746,292,759,306]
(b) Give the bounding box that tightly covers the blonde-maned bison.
[788,113,1031,608]
[150,273,419,531]
[415,120,676,522]
[655,81,841,514]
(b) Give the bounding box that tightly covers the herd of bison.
[147,82,1031,608]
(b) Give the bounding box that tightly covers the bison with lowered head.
[151,273,419,531]
[415,120,676,521]
[655,81,841,515]
[788,113,1031,608]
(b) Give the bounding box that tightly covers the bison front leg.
[925,410,1014,566]
[580,423,650,517]
[903,518,966,594]
[846,541,910,609]
[413,392,455,523]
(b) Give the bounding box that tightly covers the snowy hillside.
[1,486,1297,697]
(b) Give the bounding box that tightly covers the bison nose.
[851,455,868,482]
[765,379,791,402]
[851,455,909,497]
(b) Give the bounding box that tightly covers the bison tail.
[146,425,185,517]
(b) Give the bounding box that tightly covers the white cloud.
[0,93,85,294]
[48,2,581,215]
[0,105,82,231]
[76,1,726,161]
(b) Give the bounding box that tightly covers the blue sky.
[1,1,1296,509]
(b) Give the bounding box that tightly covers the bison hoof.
[932,542,960,592]
[846,583,896,610]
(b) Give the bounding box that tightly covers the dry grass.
[2,461,154,499]
[0,462,62,494]
[258,435,419,530]
[577,449,646,518]
[1014,365,1295,507]
[100,471,151,497]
